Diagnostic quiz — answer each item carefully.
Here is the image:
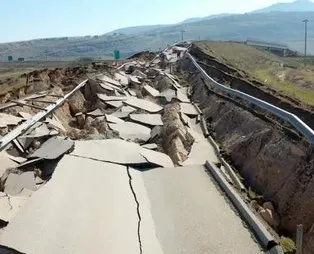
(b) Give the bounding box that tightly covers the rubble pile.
[0,44,216,234]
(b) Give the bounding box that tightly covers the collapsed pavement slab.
[97,94,128,102]
[124,97,163,113]
[71,139,173,168]
[108,122,151,142]
[0,114,23,128]
[71,139,147,165]
[28,137,74,160]
[0,155,139,254]
[130,114,163,126]
[0,152,18,177]
[4,172,37,196]
[141,143,158,150]
[105,114,125,124]
[143,84,160,97]
[96,74,122,87]
[179,102,199,116]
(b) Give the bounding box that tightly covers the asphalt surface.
[0,152,263,253]
[131,166,263,254]
[0,156,140,254]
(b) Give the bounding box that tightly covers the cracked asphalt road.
[0,154,263,254]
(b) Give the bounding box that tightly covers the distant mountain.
[106,14,231,36]
[1,11,314,60]
[107,25,169,35]
[253,0,314,13]
[180,14,232,24]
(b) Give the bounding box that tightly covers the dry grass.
[196,41,314,107]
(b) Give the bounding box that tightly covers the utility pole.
[180,29,186,41]
[303,19,309,57]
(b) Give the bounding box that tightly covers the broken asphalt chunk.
[130,114,163,126]
[71,139,147,165]
[143,84,160,97]
[96,74,122,87]
[108,122,151,142]
[114,72,129,86]
[29,137,74,160]
[97,94,128,102]
[87,108,104,117]
[45,115,66,132]
[0,114,23,128]
[100,82,123,93]
[0,152,18,177]
[140,148,174,168]
[105,114,125,124]
[157,89,177,102]
[104,100,124,108]
[71,139,173,168]
[141,143,158,150]
[124,97,163,113]
[4,172,36,196]
[180,103,199,116]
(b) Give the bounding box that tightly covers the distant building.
[246,39,289,57]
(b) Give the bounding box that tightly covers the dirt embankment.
[127,51,157,62]
[178,56,314,253]
[189,46,314,130]
[0,63,112,100]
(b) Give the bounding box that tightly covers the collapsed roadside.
[178,48,314,253]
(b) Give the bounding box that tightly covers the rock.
[84,116,93,130]
[18,88,25,98]
[68,90,86,115]
[258,207,280,229]
[75,113,85,129]
[32,140,41,150]
[263,201,275,211]
[96,122,108,135]
[0,93,11,104]
[84,79,100,101]
[250,200,260,211]
[0,127,8,136]
[88,127,99,136]
[161,103,194,164]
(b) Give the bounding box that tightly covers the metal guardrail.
[0,79,88,151]
[186,52,314,146]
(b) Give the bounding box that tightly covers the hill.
[1,11,314,60]
[195,41,314,107]
[253,0,314,13]
[107,24,169,36]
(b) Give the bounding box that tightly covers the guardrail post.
[296,224,303,254]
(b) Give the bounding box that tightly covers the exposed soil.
[127,51,157,62]
[177,55,314,253]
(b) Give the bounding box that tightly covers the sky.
[0,0,296,43]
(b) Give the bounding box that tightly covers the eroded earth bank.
[178,52,314,253]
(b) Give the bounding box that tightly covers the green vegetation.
[196,41,314,107]
[280,236,296,253]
